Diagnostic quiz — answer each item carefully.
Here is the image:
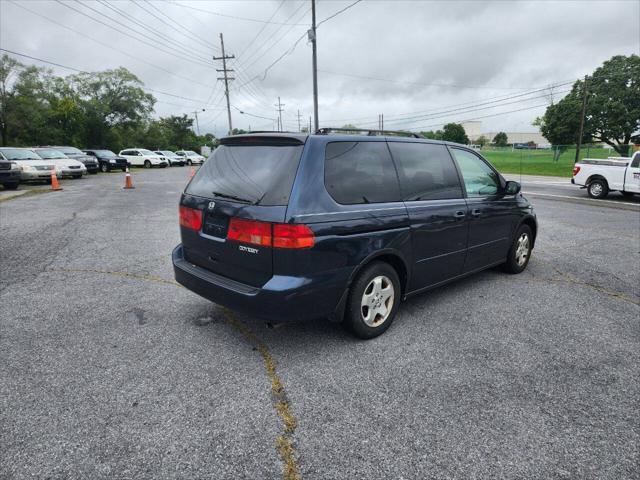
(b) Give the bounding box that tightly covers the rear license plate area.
[202,212,229,238]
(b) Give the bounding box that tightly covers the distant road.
[504,174,640,211]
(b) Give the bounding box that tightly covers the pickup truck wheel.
[144,160,152,168]
[503,225,532,274]
[344,261,400,339]
[587,179,608,199]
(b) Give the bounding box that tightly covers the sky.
[1,0,639,138]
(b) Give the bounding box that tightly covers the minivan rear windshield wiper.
[211,191,252,203]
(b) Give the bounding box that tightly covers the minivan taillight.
[573,166,581,176]
[227,218,315,249]
[179,206,202,231]
[227,218,272,246]
[273,224,315,249]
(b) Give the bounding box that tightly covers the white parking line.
[525,191,640,208]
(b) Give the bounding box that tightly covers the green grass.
[482,147,613,177]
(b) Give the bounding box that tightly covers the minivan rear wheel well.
[362,254,408,296]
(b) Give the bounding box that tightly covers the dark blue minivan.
[173,131,537,338]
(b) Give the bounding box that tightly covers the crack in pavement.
[44,267,302,480]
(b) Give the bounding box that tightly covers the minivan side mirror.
[504,180,521,195]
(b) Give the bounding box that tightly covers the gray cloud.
[1,0,638,137]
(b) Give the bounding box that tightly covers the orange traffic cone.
[123,168,135,189]
[50,170,63,191]
[189,166,196,178]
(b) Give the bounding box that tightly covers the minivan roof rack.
[316,127,423,138]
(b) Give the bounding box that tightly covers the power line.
[411,103,550,131]
[0,48,217,106]
[237,0,287,59]
[54,0,216,69]
[7,1,213,88]
[167,1,309,26]
[141,0,220,53]
[316,0,363,28]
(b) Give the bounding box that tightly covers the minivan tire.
[344,261,401,339]
[503,225,533,274]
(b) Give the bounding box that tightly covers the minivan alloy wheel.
[361,275,395,327]
[515,233,530,267]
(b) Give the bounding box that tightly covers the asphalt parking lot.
[1,167,639,480]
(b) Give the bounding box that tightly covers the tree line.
[0,55,214,152]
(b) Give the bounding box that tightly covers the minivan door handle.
[471,209,482,217]
[454,211,466,219]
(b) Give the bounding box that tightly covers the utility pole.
[297,109,303,132]
[275,97,285,132]
[309,116,312,133]
[574,75,589,164]
[191,109,205,135]
[309,0,319,132]
[213,33,235,135]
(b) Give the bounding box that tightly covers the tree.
[539,54,640,156]
[0,54,22,146]
[441,123,469,144]
[420,130,443,140]
[232,128,248,135]
[476,135,488,147]
[493,132,508,147]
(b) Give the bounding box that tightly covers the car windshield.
[56,146,84,155]
[185,151,199,156]
[94,150,116,157]
[159,151,178,157]
[35,149,67,159]
[0,149,42,160]
[139,149,156,156]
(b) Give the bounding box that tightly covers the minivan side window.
[325,142,401,205]
[451,148,500,197]
[388,142,463,201]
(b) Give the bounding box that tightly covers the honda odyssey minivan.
[173,131,537,338]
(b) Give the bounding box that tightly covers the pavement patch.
[44,266,303,480]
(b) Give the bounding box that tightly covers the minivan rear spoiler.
[316,127,423,138]
[221,135,305,146]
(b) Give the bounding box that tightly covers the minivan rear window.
[185,144,303,205]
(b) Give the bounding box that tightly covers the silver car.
[32,148,87,179]
[0,148,56,182]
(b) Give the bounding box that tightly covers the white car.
[154,150,185,166]
[32,148,87,179]
[175,150,206,165]
[119,148,168,168]
[572,151,640,199]
[0,147,56,182]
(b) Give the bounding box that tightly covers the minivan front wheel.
[503,225,533,274]
[345,261,400,339]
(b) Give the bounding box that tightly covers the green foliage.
[539,54,640,156]
[441,123,469,144]
[232,128,248,135]
[0,55,215,152]
[420,130,443,140]
[476,135,488,147]
[492,132,508,146]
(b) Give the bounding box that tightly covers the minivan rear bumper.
[172,244,349,322]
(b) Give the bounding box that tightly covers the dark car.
[0,158,21,190]
[43,146,99,173]
[173,131,537,339]
[83,149,128,172]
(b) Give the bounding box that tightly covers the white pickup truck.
[572,151,640,199]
